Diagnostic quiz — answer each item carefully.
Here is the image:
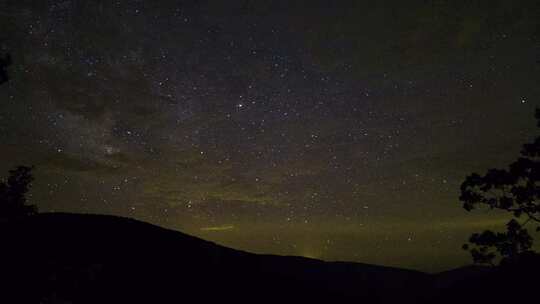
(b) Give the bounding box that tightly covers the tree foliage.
[0,53,11,85]
[0,166,37,221]
[460,109,540,265]
[1,55,36,220]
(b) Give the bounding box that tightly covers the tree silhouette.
[460,109,540,265]
[0,55,36,220]
[0,53,12,85]
[0,166,37,221]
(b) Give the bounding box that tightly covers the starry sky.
[1,0,539,272]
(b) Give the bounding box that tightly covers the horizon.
[1,0,539,272]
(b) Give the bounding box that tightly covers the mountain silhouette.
[0,213,537,303]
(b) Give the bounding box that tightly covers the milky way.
[1,0,539,271]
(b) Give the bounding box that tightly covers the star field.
[1,0,539,271]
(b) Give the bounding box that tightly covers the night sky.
[1,0,539,272]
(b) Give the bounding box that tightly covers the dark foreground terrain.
[0,213,537,303]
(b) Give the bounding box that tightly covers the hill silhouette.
[0,213,537,303]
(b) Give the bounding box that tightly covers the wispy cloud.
[200,225,235,232]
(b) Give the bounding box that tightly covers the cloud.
[200,225,235,232]
[38,153,123,174]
